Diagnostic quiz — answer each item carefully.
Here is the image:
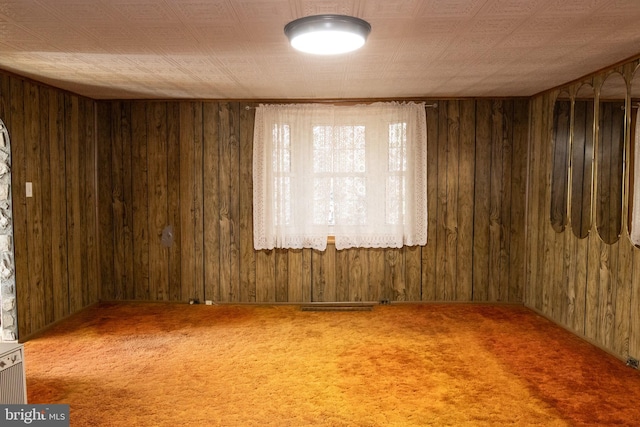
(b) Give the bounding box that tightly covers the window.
[253,102,427,251]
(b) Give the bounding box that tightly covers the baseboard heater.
[0,343,27,404]
[301,303,374,312]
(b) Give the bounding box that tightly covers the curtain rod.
[244,102,438,110]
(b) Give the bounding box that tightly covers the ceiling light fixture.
[284,14,371,55]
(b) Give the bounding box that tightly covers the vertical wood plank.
[609,103,624,243]
[10,77,31,336]
[38,88,54,326]
[597,243,614,347]
[131,102,149,300]
[25,82,45,332]
[445,101,460,300]
[65,94,84,311]
[585,235,601,340]
[557,226,571,324]
[275,249,288,302]
[121,102,134,300]
[526,96,543,309]
[421,104,438,301]
[368,248,385,302]
[148,102,169,301]
[256,249,276,302]
[203,102,221,302]
[110,101,123,300]
[550,98,570,231]
[509,99,529,303]
[239,103,256,302]
[473,100,492,301]
[51,90,70,318]
[385,248,405,301]
[218,103,233,302]
[500,100,514,302]
[540,94,554,315]
[288,249,303,302]
[456,99,475,301]
[489,101,506,302]
[227,103,241,302]
[78,97,90,307]
[572,236,589,334]
[614,240,632,358]
[167,102,182,301]
[312,246,336,302]
[302,248,312,302]
[179,102,197,302]
[348,249,367,302]
[193,103,205,302]
[81,98,99,305]
[335,248,349,301]
[435,100,449,300]
[404,246,421,301]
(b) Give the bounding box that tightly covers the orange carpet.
[23,302,640,426]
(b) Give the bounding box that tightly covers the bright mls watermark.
[1,405,69,426]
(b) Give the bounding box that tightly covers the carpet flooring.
[23,302,640,426]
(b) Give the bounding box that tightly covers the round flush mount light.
[284,15,371,55]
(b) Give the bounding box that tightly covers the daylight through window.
[253,102,427,251]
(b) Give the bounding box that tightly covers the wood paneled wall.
[0,66,529,338]
[0,72,99,339]
[526,58,640,362]
[97,99,529,304]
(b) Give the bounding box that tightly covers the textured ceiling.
[0,0,639,100]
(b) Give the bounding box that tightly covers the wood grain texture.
[1,72,99,339]
[203,103,221,302]
[456,100,475,301]
[83,98,99,306]
[3,70,533,338]
[132,103,150,300]
[421,105,439,301]
[597,101,624,244]
[526,57,640,364]
[38,88,53,326]
[147,102,168,301]
[25,82,45,332]
[550,98,570,232]
[509,99,529,303]
[179,102,198,302]
[435,100,450,300]
[218,103,235,302]
[94,99,527,308]
[96,102,114,301]
[571,99,594,238]
[166,103,182,302]
[473,100,492,302]
[239,103,257,302]
[11,77,30,337]
[48,89,70,320]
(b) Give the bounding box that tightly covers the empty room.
[2,0,640,425]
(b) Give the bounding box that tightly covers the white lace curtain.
[253,102,427,251]
[631,108,640,245]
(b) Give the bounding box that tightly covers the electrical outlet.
[205,300,213,305]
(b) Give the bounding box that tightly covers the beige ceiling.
[1,0,639,100]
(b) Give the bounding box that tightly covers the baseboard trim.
[524,303,630,366]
